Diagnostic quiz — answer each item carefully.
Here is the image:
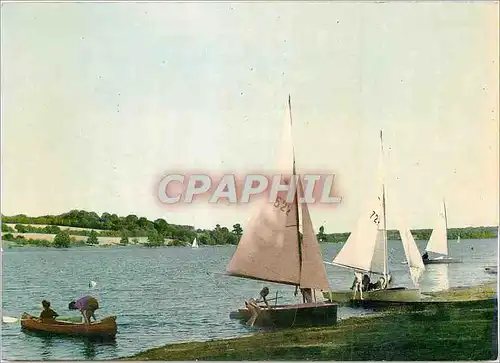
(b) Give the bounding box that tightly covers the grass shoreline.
[122,283,498,361]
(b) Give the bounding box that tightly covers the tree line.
[1,210,497,248]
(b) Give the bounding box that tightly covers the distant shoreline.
[2,210,498,248]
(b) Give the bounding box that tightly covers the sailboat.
[457,234,461,244]
[191,237,199,249]
[422,199,462,264]
[323,131,422,303]
[227,96,338,328]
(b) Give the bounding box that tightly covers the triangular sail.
[332,131,388,276]
[425,200,448,256]
[226,97,301,286]
[400,227,425,286]
[457,235,460,244]
[332,194,386,275]
[298,179,330,291]
[226,197,301,285]
[192,238,199,248]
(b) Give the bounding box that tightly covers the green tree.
[146,229,164,246]
[86,230,99,245]
[3,233,14,241]
[15,224,27,233]
[54,230,71,248]
[2,223,14,233]
[120,230,129,245]
[232,223,243,241]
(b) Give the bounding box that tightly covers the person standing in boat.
[39,300,59,322]
[68,296,99,325]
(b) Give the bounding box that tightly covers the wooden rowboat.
[20,313,117,339]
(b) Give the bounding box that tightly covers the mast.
[288,94,303,300]
[443,198,448,240]
[380,130,388,278]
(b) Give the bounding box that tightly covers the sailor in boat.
[39,300,59,322]
[422,251,429,261]
[68,295,99,325]
[245,287,270,326]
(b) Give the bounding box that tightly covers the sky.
[1,2,498,232]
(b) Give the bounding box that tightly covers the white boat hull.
[323,287,422,303]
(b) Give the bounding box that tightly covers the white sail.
[332,130,388,276]
[400,227,425,286]
[192,238,199,248]
[457,235,460,244]
[332,194,386,275]
[425,200,448,256]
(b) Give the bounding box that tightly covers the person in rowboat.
[68,296,99,325]
[39,300,59,321]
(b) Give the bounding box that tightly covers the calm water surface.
[1,239,497,360]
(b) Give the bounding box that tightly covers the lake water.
[1,238,497,360]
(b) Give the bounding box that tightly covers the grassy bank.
[124,284,498,361]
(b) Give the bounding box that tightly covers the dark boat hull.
[423,257,462,265]
[229,302,338,328]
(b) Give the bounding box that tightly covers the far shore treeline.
[1,210,498,248]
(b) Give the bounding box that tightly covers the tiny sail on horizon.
[425,200,449,256]
[400,227,425,286]
[192,238,199,249]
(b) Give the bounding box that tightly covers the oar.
[2,316,18,323]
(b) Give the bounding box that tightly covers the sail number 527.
[274,197,292,215]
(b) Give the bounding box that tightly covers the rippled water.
[1,238,497,360]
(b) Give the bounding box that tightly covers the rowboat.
[20,313,117,339]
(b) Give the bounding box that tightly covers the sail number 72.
[370,210,380,225]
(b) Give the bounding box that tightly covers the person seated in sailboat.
[422,251,429,260]
[258,287,270,307]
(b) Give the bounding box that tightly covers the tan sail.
[226,98,301,285]
[298,179,330,291]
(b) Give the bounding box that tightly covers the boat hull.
[423,257,462,265]
[229,302,338,328]
[20,313,117,339]
[323,287,422,304]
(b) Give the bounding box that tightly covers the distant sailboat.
[323,130,422,303]
[422,199,462,264]
[191,238,199,249]
[457,234,461,244]
[227,96,338,328]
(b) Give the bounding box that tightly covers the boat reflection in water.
[424,263,450,292]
